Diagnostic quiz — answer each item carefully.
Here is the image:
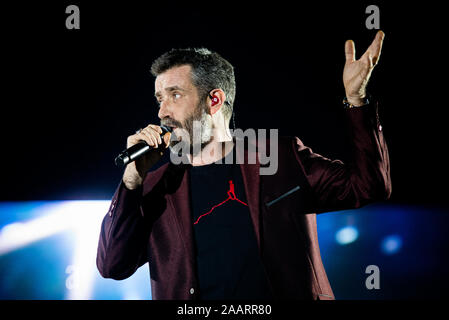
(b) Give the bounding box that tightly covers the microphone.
[114,125,173,167]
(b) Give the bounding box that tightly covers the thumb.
[345,40,355,63]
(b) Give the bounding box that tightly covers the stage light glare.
[381,234,402,255]
[0,201,108,256]
[122,291,143,300]
[0,200,110,300]
[335,226,359,245]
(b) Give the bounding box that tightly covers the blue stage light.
[0,201,151,300]
[381,234,402,255]
[335,226,359,245]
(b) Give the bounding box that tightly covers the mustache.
[160,118,183,128]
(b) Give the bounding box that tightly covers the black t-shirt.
[189,160,273,300]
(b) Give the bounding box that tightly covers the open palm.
[343,30,385,104]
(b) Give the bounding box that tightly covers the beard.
[161,99,214,156]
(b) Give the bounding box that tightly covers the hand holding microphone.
[119,124,172,190]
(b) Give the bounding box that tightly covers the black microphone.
[114,125,173,167]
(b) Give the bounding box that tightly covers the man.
[96,30,391,300]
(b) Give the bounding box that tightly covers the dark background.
[0,1,448,301]
[0,1,445,204]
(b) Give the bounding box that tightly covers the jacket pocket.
[317,293,334,300]
[265,185,301,208]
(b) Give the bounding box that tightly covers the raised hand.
[343,30,385,106]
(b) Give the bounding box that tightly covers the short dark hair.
[150,48,236,121]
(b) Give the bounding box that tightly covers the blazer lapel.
[238,149,262,252]
[166,165,195,267]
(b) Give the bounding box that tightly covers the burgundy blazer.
[96,103,391,300]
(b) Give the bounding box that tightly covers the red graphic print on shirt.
[193,180,248,225]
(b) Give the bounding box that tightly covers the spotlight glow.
[0,201,110,299]
[335,226,359,245]
[381,234,402,255]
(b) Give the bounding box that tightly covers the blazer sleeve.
[96,181,149,280]
[293,101,392,213]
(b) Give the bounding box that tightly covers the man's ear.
[208,89,226,115]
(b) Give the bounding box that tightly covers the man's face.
[155,65,213,154]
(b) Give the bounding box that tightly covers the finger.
[345,40,356,63]
[141,133,156,147]
[149,128,162,146]
[147,124,163,134]
[367,53,374,69]
[130,132,153,148]
[144,126,162,144]
[140,129,158,147]
[372,30,385,65]
[364,30,385,65]
[148,125,163,144]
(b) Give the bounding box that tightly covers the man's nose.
[158,101,171,119]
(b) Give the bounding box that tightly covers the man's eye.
[173,93,181,99]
